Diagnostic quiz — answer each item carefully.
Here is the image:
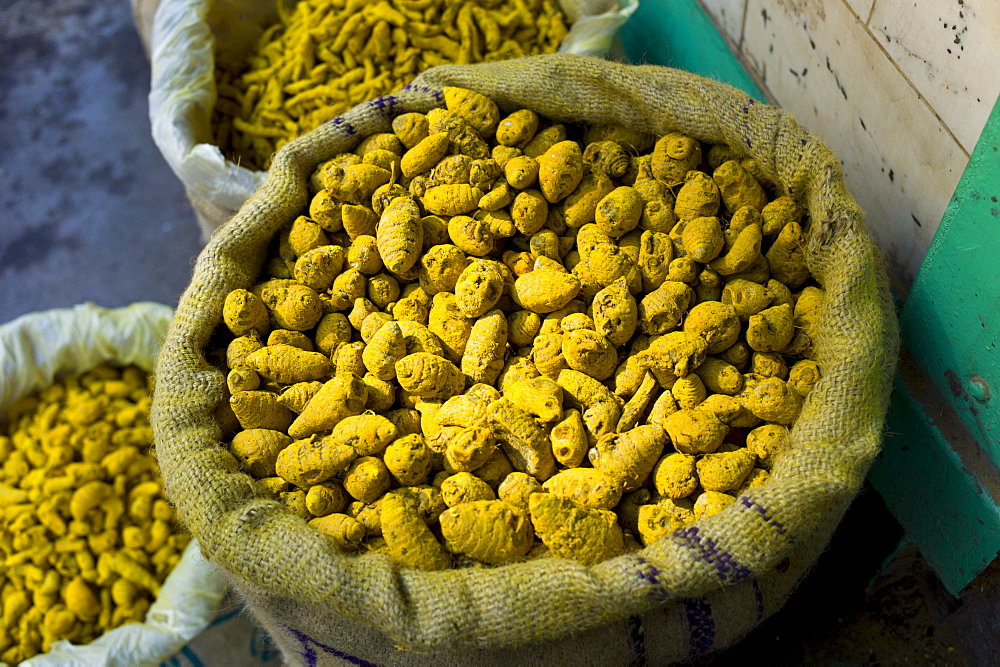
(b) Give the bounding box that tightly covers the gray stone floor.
[1,1,997,664]
[0,0,203,324]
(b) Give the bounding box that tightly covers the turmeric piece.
[230,390,295,432]
[674,171,720,221]
[487,397,557,481]
[746,423,791,469]
[556,369,622,446]
[528,493,624,565]
[384,434,433,486]
[746,303,795,353]
[223,289,269,337]
[542,468,623,511]
[423,184,485,216]
[693,357,744,395]
[651,132,701,186]
[788,359,821,396]
[512,265,581,314]
[696,445,756,493]
[562,328,617,381]
[440,500,533,564]
[362,320,406,381]
[230,429,292,478]
[329,413,399,456]
[765,221,810,288]
[537,140,585,203]
[663,408,729,455]
[584,140,630,178]
[286,374,367,439]
[498,472,544,513]
[594,186,643,238]
[381,493,450,570]
[393,113,430,150]
[713,160,768,213]
[394,353,465,399]
[376,196,423,275]
[275,435,355,487]
[260,283,323,331]
[693,491,736,520]
[440,472,496,506]
[588,424,667,492]
[246,344,332,384]
[496,109,539,148]
[503,376,564,424]
[455,259,505,318]
[343,456,392,504]
[735,374,803,425]
[682,301,741,354]
[511,189,549,236]
[638,281,694,335]
[653,453,699,499]
[636,503,686,546]
[309,514,365,550]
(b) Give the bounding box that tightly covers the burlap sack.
[151,54,899,664]
[137,0,637,241]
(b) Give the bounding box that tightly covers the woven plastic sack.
[140,0,638,240]
[151,54,899,664]
[0,302,228,667]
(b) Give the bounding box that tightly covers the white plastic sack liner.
[0,302,228,667]
[146,0,639,234]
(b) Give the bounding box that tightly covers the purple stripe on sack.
[627,614,647,666]
[369,95,400,116]
[283,625,376,667]
[741,97,755,148]
[325,116,357,136]
[672,527,753,584]
[738,496,791,541]
[752,578,766,621]
[683,598,715,658]
[402,83,444,102]
[633,556,671,602]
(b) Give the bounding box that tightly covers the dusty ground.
[1,1,997,664]
[703,485,1000,665]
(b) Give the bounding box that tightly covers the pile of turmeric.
[212,86,826,570]
[212,0,570,170]
[0,364,188,663]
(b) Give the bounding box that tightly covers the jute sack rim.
[151,54,899,651]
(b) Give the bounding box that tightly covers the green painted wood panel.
[897,97,1000,468]
[869,362,1000,595]
[618,0,765,101]
[871,94,1000,593]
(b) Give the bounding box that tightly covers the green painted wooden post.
[868,97,1000,594]
[895,100,1000,467]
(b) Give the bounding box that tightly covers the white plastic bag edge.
[0,302,229,667]
[146,0,640,213]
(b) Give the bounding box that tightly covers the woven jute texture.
[151,54,899,664]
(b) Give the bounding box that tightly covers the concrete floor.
[0,0,203,323]
[1,1,997,664]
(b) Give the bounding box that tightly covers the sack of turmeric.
[151,54,899,664]
[138,0,637,240]
[0,302,228,665]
